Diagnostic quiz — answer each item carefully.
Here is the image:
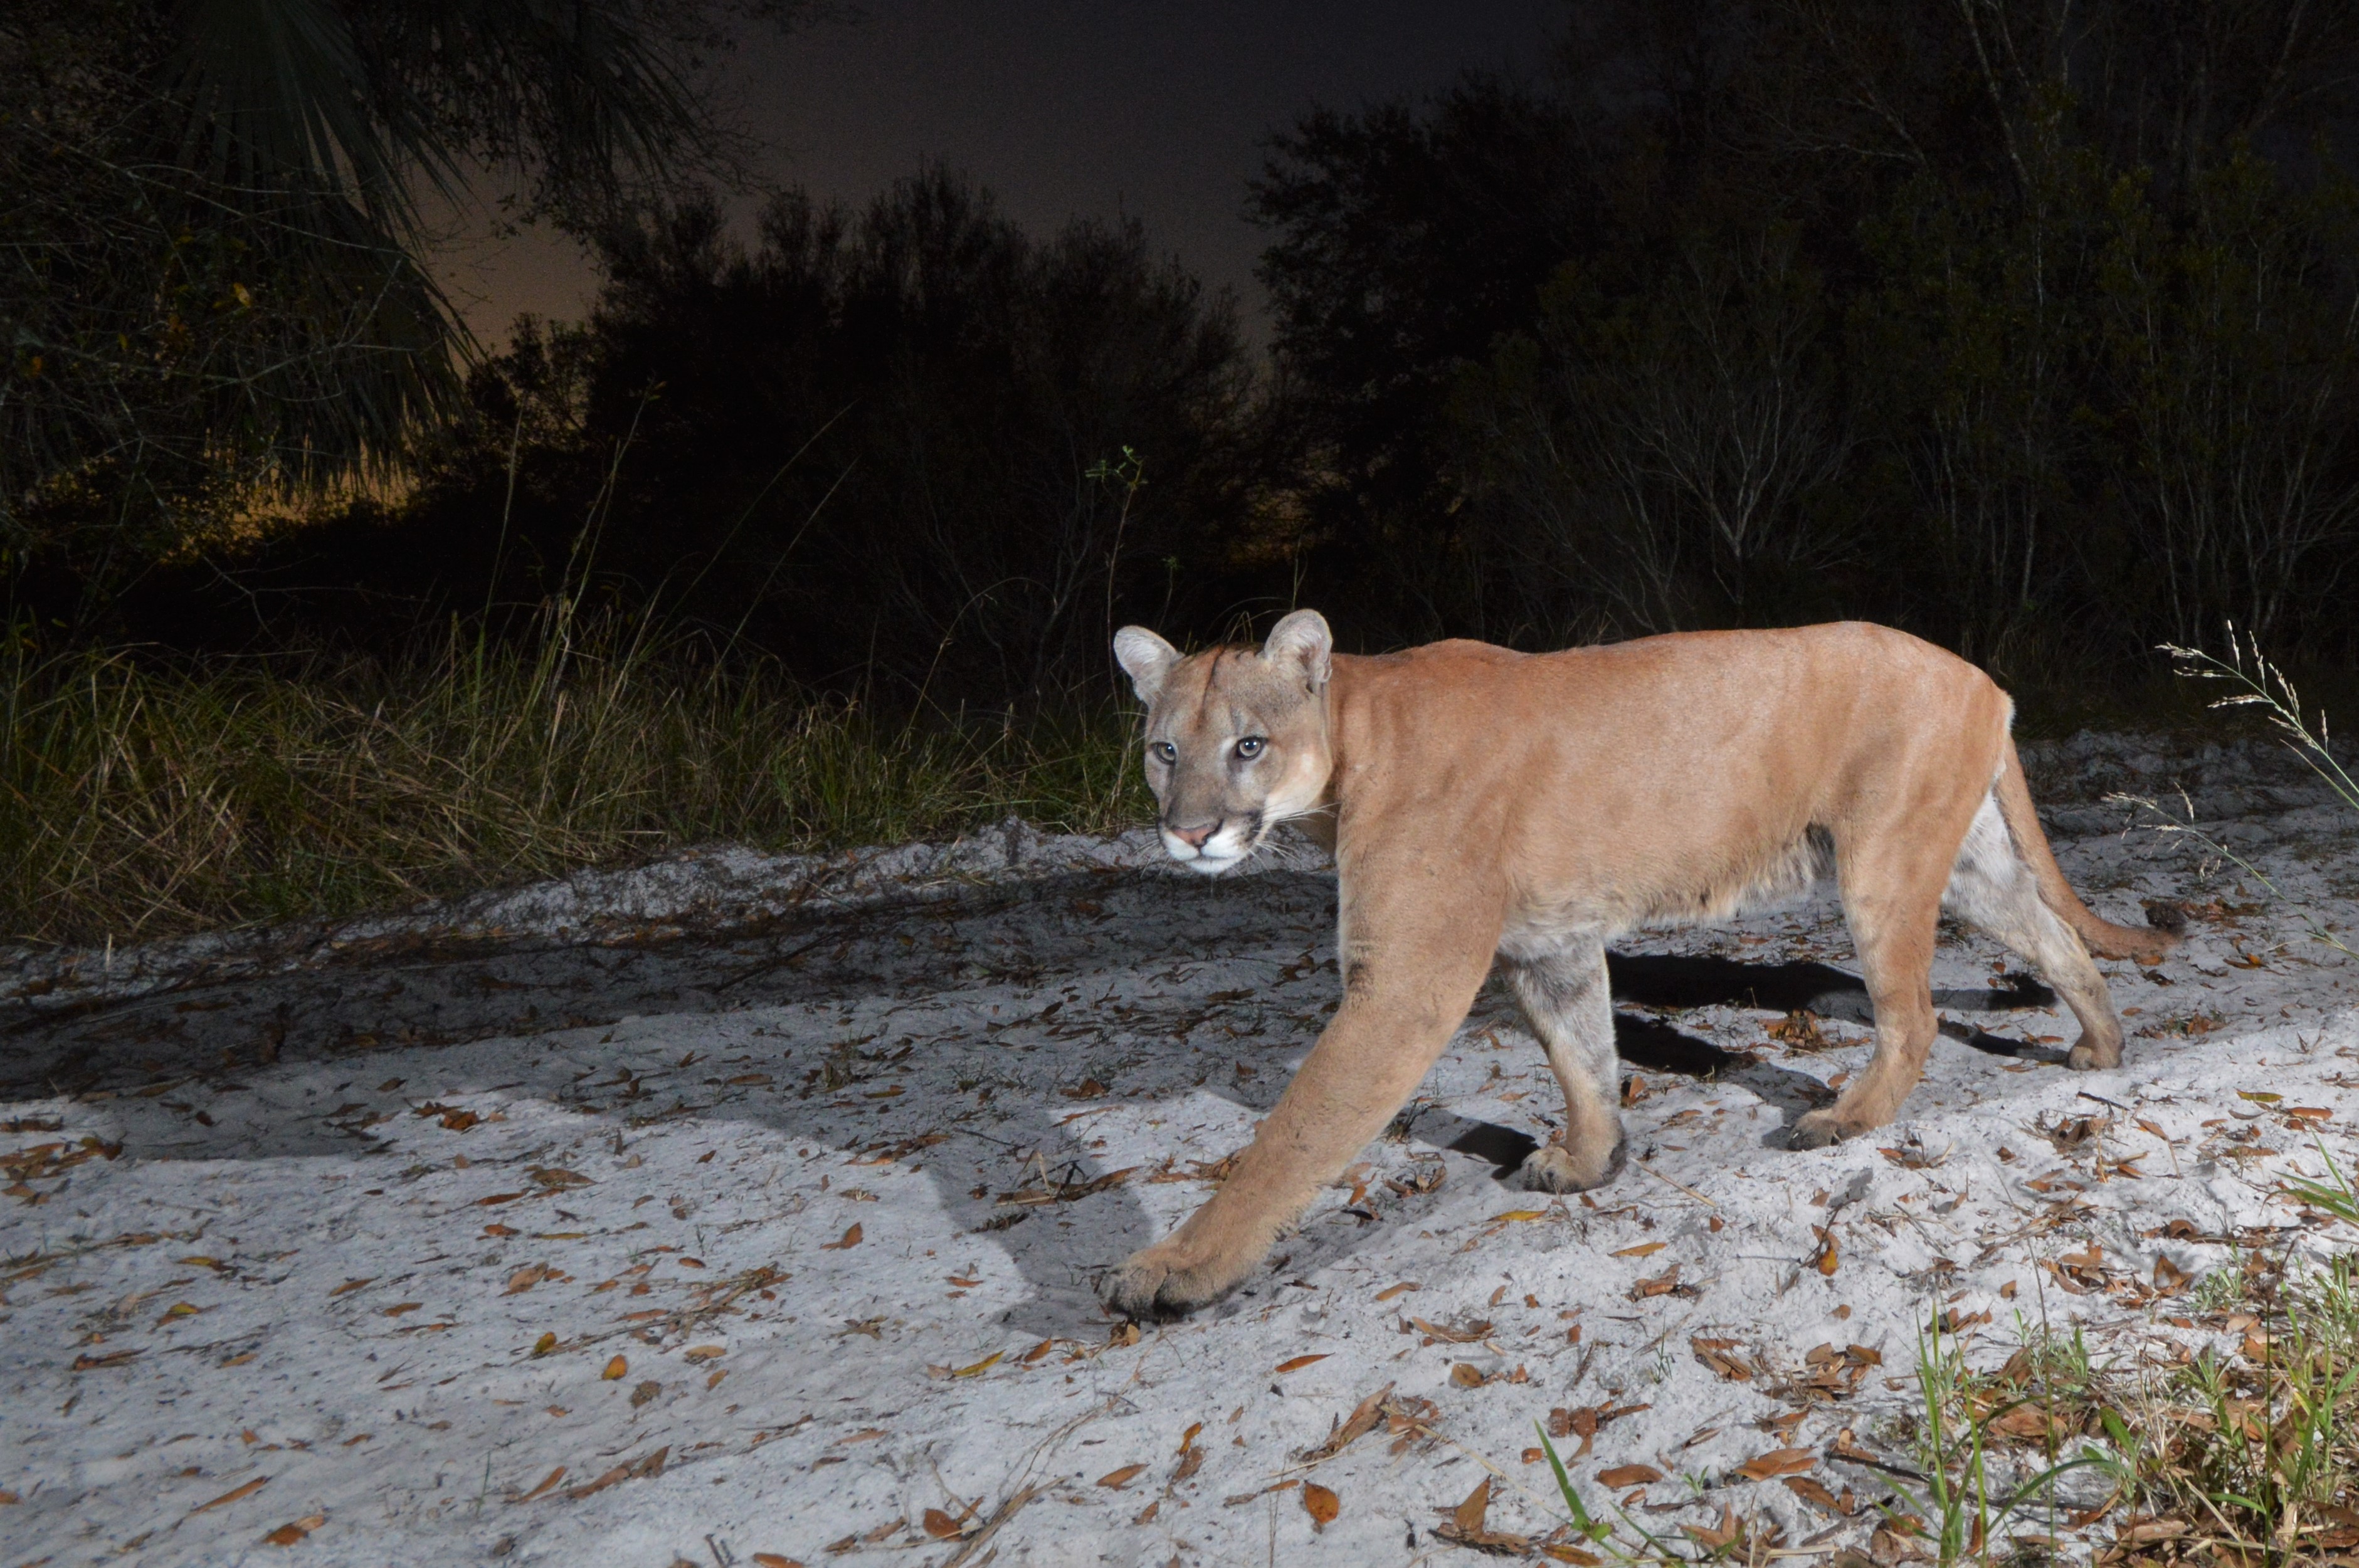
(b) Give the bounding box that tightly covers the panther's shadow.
[1408,951,2064,1176]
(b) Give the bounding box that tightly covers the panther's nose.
[1166,821,1219,850]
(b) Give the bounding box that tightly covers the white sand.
[4,732,2356,1566]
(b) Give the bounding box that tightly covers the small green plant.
[2116,626,2359,955]
[1867,1318,2108,1564]
[2110,1253,2359,1561]
[2285,1130,2359,1229]
[1534,1424,1614,1547]
[2184,1263,2256,1317]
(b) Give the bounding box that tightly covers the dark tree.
[1248,75,1606,639]
[1,0,816,630]
[178,170,1265,703]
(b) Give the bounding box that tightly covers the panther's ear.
[1114,626,1182,706]
[1261,609,1333,692]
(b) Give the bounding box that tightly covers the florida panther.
[1099,613,2178,1319]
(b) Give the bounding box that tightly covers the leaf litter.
[4,740,2359,1562]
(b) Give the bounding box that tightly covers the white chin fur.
[1161,826,1253,873]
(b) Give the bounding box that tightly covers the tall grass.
[0,615,1148,947]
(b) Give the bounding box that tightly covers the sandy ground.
[6,732,2359,1567]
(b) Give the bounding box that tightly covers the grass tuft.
[0,616,1148,947]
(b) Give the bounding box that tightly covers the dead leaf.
[1767,1011,1833,1050]
[1547,1406,1598,1455]
[1452,1477,1492,1535]
[261,1512,326,1546]
[1683,1501,1766,1554]
[1736,1447,1815,1481]
[1410,1316,1494,1344]
[1273,1354,1329,1374]
[683,1345,726,1363]
[1489,1209,1549,1223]
[1812,1226,1839,1276]
[1596,1464,1662,1489]
[921,1508,964,1540]
[951,1350,1003,1379]
[1373,1280,1420,1302]
[510,1466,566,1503]
[70,1348,140,1371]
[1611,1241,1668,1258]
[562,1446,666,1500]
[821,1223,862,1250]
[1691,1337,1755,1381]
[1296,1384,1393,1464]
[1096,1464,1148,1490]
[1785,1475,1855,1515]
[749,1557,803,1568]
[1303,1482,1339,1530]
[1449,1362,1488,1388]
[601,1355,628,1380]
[191,1476,270,1513]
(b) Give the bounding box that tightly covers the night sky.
[431,0,1568,343]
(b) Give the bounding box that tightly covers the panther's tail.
[1993,733,2183,961]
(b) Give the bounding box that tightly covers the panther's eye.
[1235,736,1266,759]
[1150,740,1177,764]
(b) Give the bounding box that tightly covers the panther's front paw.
[1787,1108,1860,1150]
[1518,1134,1625,1193]
[2066,1038,2121,1071]
[1099,1239,1253,1321]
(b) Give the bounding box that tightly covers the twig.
[940,1483,1039,1567]
[1632,1157,1717,1208]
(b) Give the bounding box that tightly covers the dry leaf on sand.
[1596,1463,1662,1489]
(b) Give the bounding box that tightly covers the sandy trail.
[4,732,2358,1566]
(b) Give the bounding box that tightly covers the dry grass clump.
[2085,1228,2359,1567]
[1,617,1146,947]
[1882,1182,2359,1566]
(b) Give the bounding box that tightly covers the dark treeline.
[97,171,1271,706]
[1267,0,2359,681]
[21,0,2359,702]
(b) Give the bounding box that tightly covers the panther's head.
[1112,611,1336,874]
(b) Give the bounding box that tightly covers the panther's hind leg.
[1942,792,2124,1070]
[1792,828,1953,1149]
[1506,932,1625,1192]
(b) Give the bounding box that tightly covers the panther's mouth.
[1159,813,1263,873]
